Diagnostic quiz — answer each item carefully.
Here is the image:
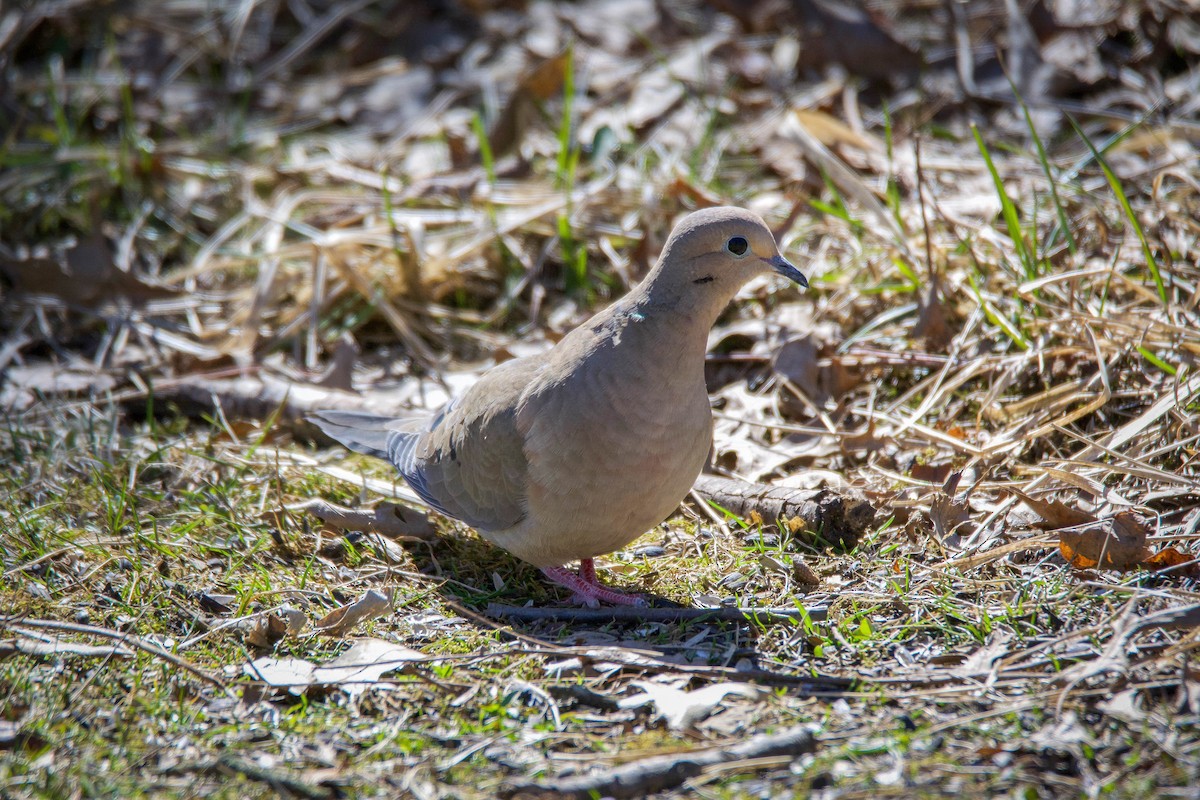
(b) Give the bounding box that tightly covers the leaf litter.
[2,0,1200,797]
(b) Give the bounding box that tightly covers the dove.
[310,206,807,605]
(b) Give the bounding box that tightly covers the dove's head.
[648,207,807,309]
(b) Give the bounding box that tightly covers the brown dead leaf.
[1058,511,1152,571]
[489,51,569,155]
[245,613,288,650]
[791,556,820,586]
[912,282,952,352]
[1013,491,1098,529]
[0,234,180,306]
[929,492,972,544]
[910,460,956,485]
[1013,492,1194,575]
[1143,546,1200,577]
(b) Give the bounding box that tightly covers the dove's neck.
[636,270,744,337]
[595,275,739,375]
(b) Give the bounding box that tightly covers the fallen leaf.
[1058,511,1152,570]
[313,589,393,637]
[488,51,570,155]
[1143,546,1200,576]
[311,638,425,696]
[912,282,952,351]
[244,615,284,650]
[0,234,179,306]
[619,680,765,731]
[951,630,1013,679]
[1097,687,1145,724]
[244,657,315,694]
[0,720,48,752]
[791,109,880,153]
[1015,492,1194,575]
[244,638,424,697]
[1015,492,1097,529]
[1030,711,1094,751]
[316,334,359,391]
[929,492,972,545]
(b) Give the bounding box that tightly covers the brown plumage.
[311,206,807,605]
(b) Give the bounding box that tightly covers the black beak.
[765,254,808,288]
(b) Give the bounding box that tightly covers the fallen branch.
[502,726,818,799]
[143,373,384,427]
[171,755,331,800]
[693,474,876,549]
[2,617,233,697]
[486,603,827,625]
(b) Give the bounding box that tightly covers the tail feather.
[308,410,424,461]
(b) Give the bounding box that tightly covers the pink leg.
[541,561,646,607]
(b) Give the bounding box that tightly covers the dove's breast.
[485,318,713,567]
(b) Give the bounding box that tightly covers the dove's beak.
[765,254,808,288]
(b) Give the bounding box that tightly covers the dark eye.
[725,236,748,256]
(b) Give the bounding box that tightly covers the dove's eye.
[725,236,748,256]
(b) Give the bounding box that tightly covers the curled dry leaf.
[929,492,972,545]
[244,613,289,650]
[245,606,307,649]
[1017,492,1198,576]
[313,589,394,637]
[1059,511,1152,570]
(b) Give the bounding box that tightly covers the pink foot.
[541,559,646,607]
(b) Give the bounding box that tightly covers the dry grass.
[3,1,1200,798]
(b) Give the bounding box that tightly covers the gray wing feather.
[308,410,419,460]
[310,357,538,532]
[402,361,535,531]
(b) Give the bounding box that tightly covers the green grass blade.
[1138,346,1177,376]
[1067,115,1166,304]
[472,111,496,185]
[968,273,1030,350]
[972,124,1036,280]
[1007,78,1076,256]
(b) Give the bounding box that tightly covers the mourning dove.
[311,207,808,605]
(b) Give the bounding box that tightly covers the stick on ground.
[486,603,828,625]
[501,726,818,799]
[693,474,876,549]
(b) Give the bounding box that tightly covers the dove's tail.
[308,410,422,462]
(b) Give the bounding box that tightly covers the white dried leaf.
[245,638,424,697]
[620,680,766,731]
[244,657,316,695]
[312,638,424,697]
